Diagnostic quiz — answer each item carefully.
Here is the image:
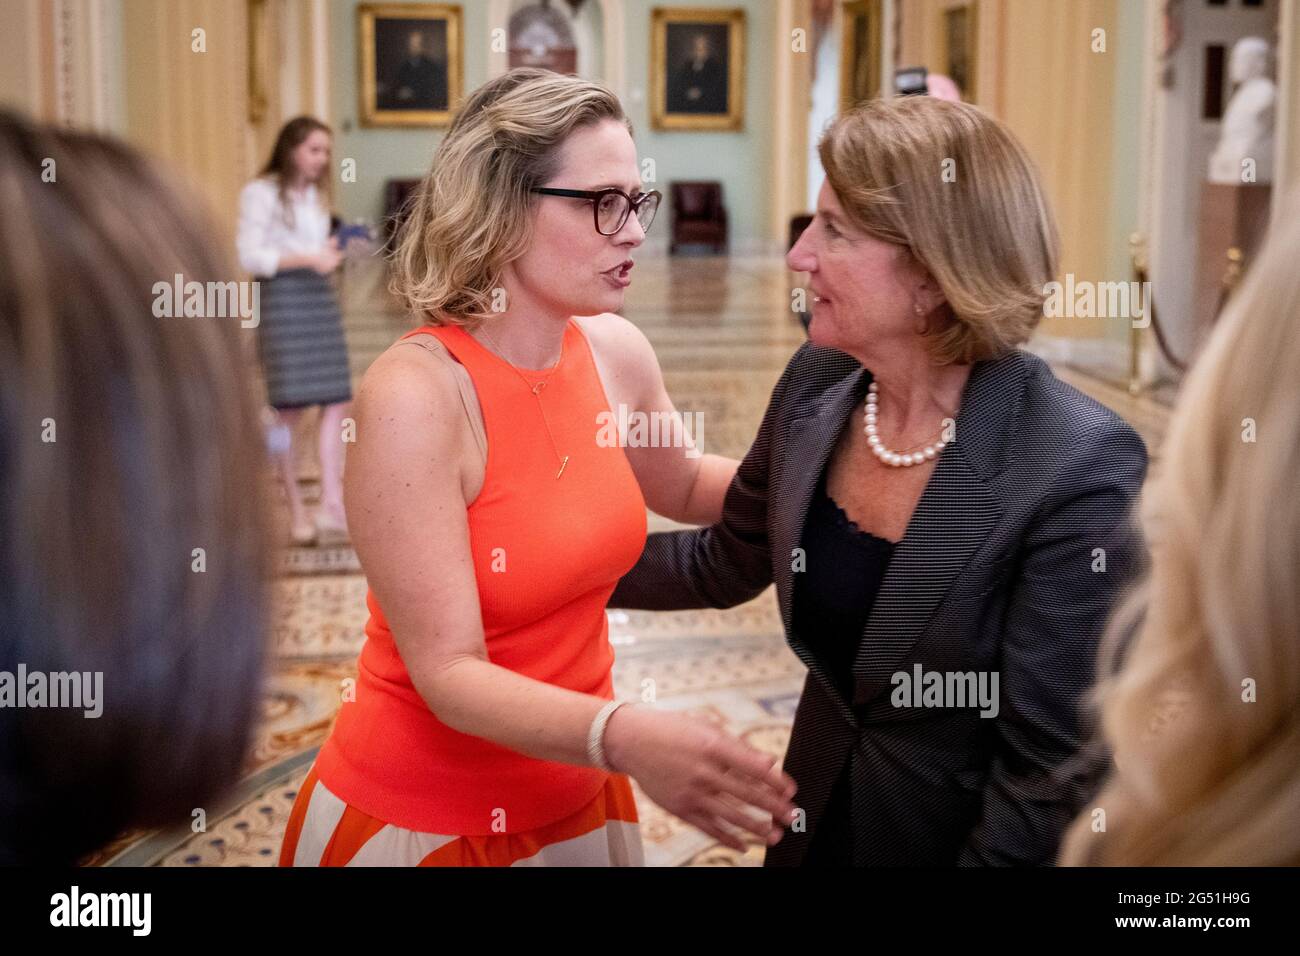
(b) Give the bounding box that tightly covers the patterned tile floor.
[95,253,1171,867]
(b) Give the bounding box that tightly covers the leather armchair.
[670,181,728,254]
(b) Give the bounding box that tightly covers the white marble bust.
[1208,37,1276,185]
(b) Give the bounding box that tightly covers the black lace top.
[792,472,896,701]
[790,465,896,865]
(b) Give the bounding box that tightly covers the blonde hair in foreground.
[1058,207,1300,866]
[390,67,630,326]
[819,96,1060,364]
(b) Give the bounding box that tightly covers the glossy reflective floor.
[95,252,1171,867]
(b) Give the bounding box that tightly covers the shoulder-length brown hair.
[260,115,333,228]
[819,96,1060,364]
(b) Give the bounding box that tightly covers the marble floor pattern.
[95,253,1172,867]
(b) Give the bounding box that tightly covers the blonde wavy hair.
[1058,207,1300,866]
[390,68,630,326]
[819,96,1060,364]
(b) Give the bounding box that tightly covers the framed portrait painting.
[358,3,463,127]
[651,7,746,131]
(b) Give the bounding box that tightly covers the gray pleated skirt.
[257,268,353,409]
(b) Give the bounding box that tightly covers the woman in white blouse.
[237,117,351,546]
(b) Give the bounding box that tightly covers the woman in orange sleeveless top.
[280,69,796,866]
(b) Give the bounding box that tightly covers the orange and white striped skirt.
[279,766,644,867]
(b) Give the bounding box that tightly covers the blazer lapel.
[772,364,867,673]
[849,351,1030,709]
[848,441,1000,707]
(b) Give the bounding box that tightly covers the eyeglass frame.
[529,186,662,236]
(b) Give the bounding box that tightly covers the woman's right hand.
[311,240,343,275]
[603,704,799,852]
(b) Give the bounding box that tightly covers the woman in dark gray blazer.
[609,97,1148,865]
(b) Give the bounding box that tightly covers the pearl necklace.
[863,381,948,467]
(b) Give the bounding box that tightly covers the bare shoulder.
[574,311,651,349]
[364,337,460,406]
[573,313,661,405]
[353,337,470,462]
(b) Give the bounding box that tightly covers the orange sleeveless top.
[315,319,647,834]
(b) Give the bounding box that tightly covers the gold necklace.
[473,323,570,479]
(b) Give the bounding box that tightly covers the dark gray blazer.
[610,343,1148,866]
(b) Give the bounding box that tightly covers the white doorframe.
[486,0,622,92]
[1144,0,1281,383]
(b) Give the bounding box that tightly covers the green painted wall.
[618,0,776,247]
[329,0,491,230]
[329,0,777,247]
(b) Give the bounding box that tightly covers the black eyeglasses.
[530,186,662,236]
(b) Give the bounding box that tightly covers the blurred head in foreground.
[1060,206,1300,866]
[0,110,271,864]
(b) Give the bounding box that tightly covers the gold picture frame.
[941,1,978,103]
[839,0,883,110]
[650,7,746,132]
[358,3,463,128]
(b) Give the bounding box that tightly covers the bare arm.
[581,313,738,525]
[608,343,809,611]
[278,237,342,275]
[276,249,340,273]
